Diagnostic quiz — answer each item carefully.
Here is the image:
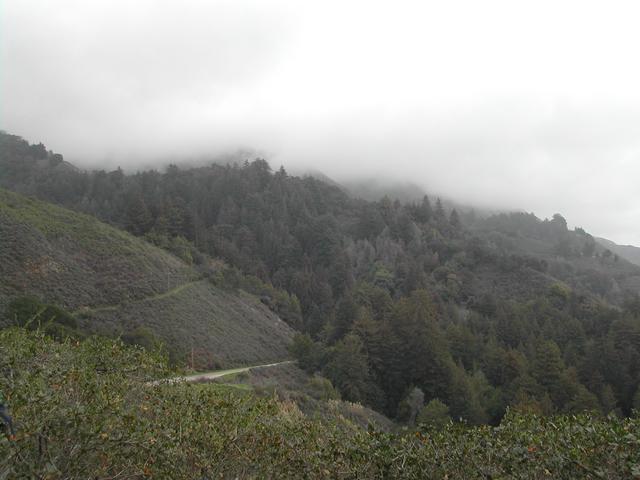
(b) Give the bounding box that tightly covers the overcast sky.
[2,0,640,244]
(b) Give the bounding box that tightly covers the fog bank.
[3,0,640,244]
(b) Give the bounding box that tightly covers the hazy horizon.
[3,0,640,245]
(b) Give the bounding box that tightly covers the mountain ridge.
[2,130,640,422]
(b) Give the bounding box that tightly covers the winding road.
[149,360,293,386]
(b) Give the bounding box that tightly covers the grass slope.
[0,188,194,311]
[85,280,293,367]
[0,188,293,366]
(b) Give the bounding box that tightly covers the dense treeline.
[2,131,640,424]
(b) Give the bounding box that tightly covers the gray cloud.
[2,0,640,244]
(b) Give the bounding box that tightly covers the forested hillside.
[2,131,640,425]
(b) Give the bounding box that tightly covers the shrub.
[2,328,639,479]
[306,376,340,401]
[417,398,450,429]
[4,297,79,339]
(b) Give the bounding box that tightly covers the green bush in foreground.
[1,328,639,479]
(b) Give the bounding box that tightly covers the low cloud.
[3,0,640,244]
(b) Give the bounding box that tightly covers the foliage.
[306,375,341,401]
[396,387,425,424]
[5,296,82,340]
[1,328,639,479]
[288,333,326,372]
[417,398,450,429]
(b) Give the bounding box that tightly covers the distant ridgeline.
[2,130,640,424]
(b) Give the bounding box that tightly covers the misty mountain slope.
[0,188,293,367]
[3,128,639,309]
[596,237,640,267]
[0,131,621,307]
[4,132,640,422]
[472,212,640,304]
[341,178,427,203]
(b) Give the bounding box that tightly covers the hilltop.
[0,188,293,367]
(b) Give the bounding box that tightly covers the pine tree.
[329,294,359,344]
[449,208,461,231]
[434,198,446,222]
[532,340,571,409]
[419,195,432,223]
[324,334,377,406]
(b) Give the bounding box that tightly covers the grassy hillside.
[85,280,293,367]
[0,188,195,311]
[0,188,293,366]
